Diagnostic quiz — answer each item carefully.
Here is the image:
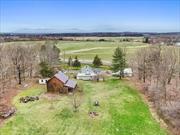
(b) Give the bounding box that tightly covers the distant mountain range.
[1,28,180,36]
[12,28,87,34]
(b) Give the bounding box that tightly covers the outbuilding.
[47,71,77,93]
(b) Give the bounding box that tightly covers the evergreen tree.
[143,37,149,43]
[112,47,126,79]
[73,56,81,67]
[68,56,72,66]
[93,55,102,67]
[39,62,53,77]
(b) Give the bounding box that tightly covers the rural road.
[64,47,114,54]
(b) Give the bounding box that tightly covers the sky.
[0,0,180,33]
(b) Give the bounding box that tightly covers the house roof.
[81,65,94,73]
[80,65,97,75]
[65,79,77,89]
[54,71,69,83]
[93,68,102,74]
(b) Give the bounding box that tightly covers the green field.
[0,78,167,135]
[56,41,149,61]
[1,39,149,62]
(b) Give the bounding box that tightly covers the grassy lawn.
[0,78,167,135]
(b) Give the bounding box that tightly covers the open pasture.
[0,78,167,135]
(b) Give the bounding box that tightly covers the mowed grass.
[56,41,149,61]
[0,78,167,135]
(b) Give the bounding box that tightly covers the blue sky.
[0,0,180,33]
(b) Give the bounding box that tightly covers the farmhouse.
[76,65,97,80]
[47,71,77,93]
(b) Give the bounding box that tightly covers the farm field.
[56,41,149,61]
[0,78,167,135]
[1,38,149,63]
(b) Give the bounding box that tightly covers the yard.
[0,78,167,135]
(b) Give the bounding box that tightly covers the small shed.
[47,71,77,93]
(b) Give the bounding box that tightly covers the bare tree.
[10,45,27,84]
[39,41,60,66]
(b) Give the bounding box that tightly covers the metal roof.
[65,79,77,89]
[80,65,95,75]
[54,71,69,83]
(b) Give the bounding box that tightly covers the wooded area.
[0,41,60,99]
[132,46,180,134]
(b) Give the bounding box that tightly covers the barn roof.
[65,79,77,89]
[54,71,69,83]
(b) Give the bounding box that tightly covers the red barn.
[47,71,77,93]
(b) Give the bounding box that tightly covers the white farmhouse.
[77,65,97,80]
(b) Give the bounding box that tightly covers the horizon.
[0,0,180,33]
[1,31,180,34]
